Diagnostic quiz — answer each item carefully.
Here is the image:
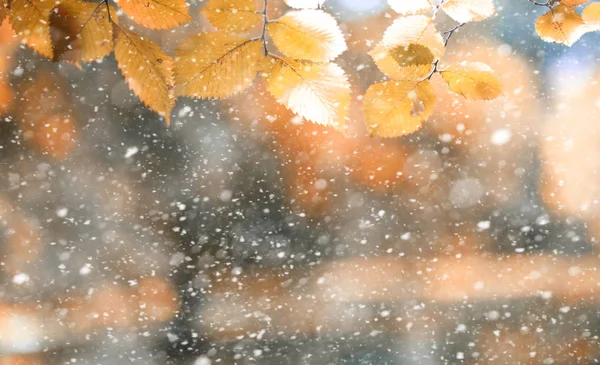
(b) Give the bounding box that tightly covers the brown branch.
[424,22,465,80]
[528,0,553,7]
[260,0,268,56]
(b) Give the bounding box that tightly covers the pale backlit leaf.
[201,0,262,33]
[369,43,432,80]
[9,0,54,58]
[268,9,346,62]
[535,4,587,46]
[175,32,264,99]
[381,15,445,60]
[363,80,435,138]
[117,0,191,29]
[582,2,600,31]
[114,27,174,124]
[264,56,350,130]
[52,0,116,63]
[440,62,503,100]
[283,0,326,9]
[387,0,431,15]
[441,0,496,23]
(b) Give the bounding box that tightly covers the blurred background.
[2,0,600,364]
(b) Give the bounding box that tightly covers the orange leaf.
[363,80,436,138]
[8,0,54,58]
[582,2,600,30]
[267,9,346,62]
[117,0,191,29]
[51,0,116,64]
[560,0,591,5]
[175,32,264,99]
[535,4,587,46]
[201,0,262,34]
[114,27,175,124]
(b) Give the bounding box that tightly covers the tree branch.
[528,0,553,6]
[260,0,268,56]
[424,22,465,80]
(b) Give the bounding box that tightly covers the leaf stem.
[260,0,268,56]
[425,22,465,80]
[101,0,115,24]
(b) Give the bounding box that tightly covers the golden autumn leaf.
[114,27,174,124]
[560,0,591,5]
[441,0,496,23]
[8,0,54,58]
[268,9,346,62]
[582,2,600,30]
[117,0,191,29]
[263,56,350,130]
[369,43,432,80]
[363,80,435,138]
[390,44,435,67]
[201,0,262,33]
[51,0,117,64]
[535,4,587,46]
[380,15,444,61]
[440,62,503,100]
[175,32,264,99]
[387,0,431,15]
[283,0,326,9]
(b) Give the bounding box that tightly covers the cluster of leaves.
[0,0,191,124]
[363,0,503,138]
[182,0,350,130]
[3,0,595,138]
[533,0,600,46]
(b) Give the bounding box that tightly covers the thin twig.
[432,0,446,19]
[425,22,465,80]
[442,22,465,46]
[102,0,114,24]
[528,0,552,7]
[260,0,268,56]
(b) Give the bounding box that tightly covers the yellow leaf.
[283,0,326,9]
[535,4,587,46]
[390,44,435,67]
[441,0,496,23]
[114,27,174,124]
[117,0,191,29]
[582,2,600,30]
[561,0,591,5]
[381,15,444,60]
[52,0,117,63]
[8,0,54,58]
[363,80,435,138]
[369,43,432,80]
[440,62,503,100]
[387,0,431,15]
[201,0,262,33]
[267,9,346,62]
[175,33,264,99]
[264,56,350,130]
